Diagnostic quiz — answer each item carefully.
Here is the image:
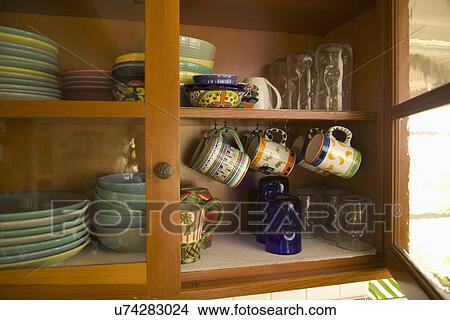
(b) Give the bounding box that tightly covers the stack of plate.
[61,69,114,100]
[180,36,216,106]
[92,173,146,252]
[0,192,89,269]
[0,26,61,100]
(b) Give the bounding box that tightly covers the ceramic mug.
[291,128,331,176]
[247,128,296,177]
[243,77,282,109]
[304,126,362,178]
[180,187,224,249]
[189,127,250,187]
[180,202,222,264]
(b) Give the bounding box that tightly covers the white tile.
[306,285,340,300]
[339,282,369,299]
[271,289,306,300]
[233,293,271,300]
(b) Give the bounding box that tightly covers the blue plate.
[193,74,237,85]
[0,41,57,63]
[0,26,58,48]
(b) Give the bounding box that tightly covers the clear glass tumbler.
[321,188,352,241]
[287,51,317,110]
[336,194,374,251]
[316,43,353,111]
[294,188,322,239]
[270,58,289,109]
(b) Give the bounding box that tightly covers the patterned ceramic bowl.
[185,83,250,108]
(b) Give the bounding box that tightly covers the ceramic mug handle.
[265,128,288,146]
[328,126,353,146]
[201,198,224,240]
[219,127,245,152]
[265,79,282,109]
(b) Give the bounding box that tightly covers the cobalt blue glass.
[256,176,289,244]
[265,195,302,255]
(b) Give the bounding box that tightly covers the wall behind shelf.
[0,12,144,71]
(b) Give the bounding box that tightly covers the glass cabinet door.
[387,0,450,299]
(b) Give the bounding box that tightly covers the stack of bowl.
[92,173,146,252]
[61,69,114,100]
[0,192,89,269]
[180,36,216,106]
[0,26,61,100]
[112,53,145,101]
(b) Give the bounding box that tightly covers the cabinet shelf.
[180,107,377,121]
[0,101,145,118]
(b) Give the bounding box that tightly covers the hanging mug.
[189,127,250,187]
[247,128,296,177]
[243,77,282,110]
[180,202,223,264]
[180,187,224,249]
[291,128,331,176]
[304,126,362,178]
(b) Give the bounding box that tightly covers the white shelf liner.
[182,234,376,273]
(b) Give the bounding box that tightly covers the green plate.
[0,83,61,95]
[0,54,57,68]
[0,234,89,264]
[179,61,212,74]
[0,215,84,239]
[0,76,59,89]
[0,59,58,76]
[0,222,87,246]
[0,41,57,64]
[0,229,88,256]
[0,192,87,222]
[0,91,59,100]
[96,187,145,211]
[0,205,86,231]
[0,26,58,48]
[98,173,146,195]
[0,70,58,85]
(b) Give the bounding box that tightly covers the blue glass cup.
[256,176,289,244]
[265,195,302,255]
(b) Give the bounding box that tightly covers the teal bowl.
[98,173,145,195]
[92,212,145,229]
[179,61,212,74]
[93,190,145,216]
[95,187,146,211]
[94,226,146,252]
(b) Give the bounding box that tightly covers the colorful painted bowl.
[179,60,212,74]
[115,52,145,65]
[193,74,238,85]
[180,56,214,69]
[94,226,145,252]
[185,83,248,108]
[180,71,204,84]
[180,36,216,60]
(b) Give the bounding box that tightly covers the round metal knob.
[154,162,172,179]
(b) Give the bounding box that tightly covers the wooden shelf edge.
[0,101,145,118]
[180,264,391,300]
[180,107,377,121]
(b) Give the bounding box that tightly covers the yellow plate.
[0,66,57,80]
[0,240,90,270]
[180,56,214,69]
[115,52,145,65]
[0,32,59,55]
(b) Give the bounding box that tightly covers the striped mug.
[304,126,362,179]
[189,127,250,187]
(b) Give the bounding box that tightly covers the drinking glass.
[287,51,317,110]
[336,195,374,251]
[270,58,289,109]
[320,188,352,241]
[294,187,323,239]
[265,195,302,255]
[316,43,353,111]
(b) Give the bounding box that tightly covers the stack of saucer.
[0,192,89,269]
[0,26,61,100]
[61,69,114,100]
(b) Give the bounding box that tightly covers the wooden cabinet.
[0,0,448,299]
